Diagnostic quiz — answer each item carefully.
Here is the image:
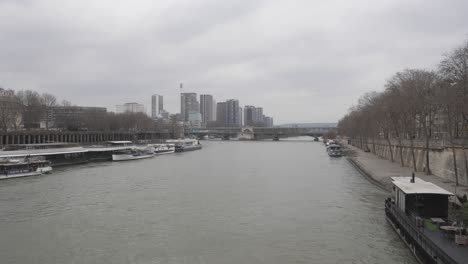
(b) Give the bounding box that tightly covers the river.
[0,139,416,264]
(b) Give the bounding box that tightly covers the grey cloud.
[1,0,467,123]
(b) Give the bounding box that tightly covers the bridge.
[186,126,336,140]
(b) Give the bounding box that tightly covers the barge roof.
[0,147,87,158]
[391,177,453,195]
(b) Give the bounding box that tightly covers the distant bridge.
[186,126,336,140]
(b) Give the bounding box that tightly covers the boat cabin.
[391,176,453,218]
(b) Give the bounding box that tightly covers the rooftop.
[391,177,453,195]
[105,141,133,144]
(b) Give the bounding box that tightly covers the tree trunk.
[425,135,430,174]
[447,108,459,186]
[409,137,417,171]
[451,146,459,186]
[423,119,431,175]
[392,121,404,166]
[372,137,376,154]
[386,136,394,162]
[359,134,363,150]
[462,119,468,184]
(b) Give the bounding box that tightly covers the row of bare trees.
[338,40,468,185]
[0,89,165,132]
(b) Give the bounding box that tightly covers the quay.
[344,141,468,197]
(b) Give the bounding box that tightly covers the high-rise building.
[264,116,274,127]
[212,99,217,121]
[216,102,227,126]
[226,99,240,127]
[215,99,241,127]
[180,93,199,122]
[200,94,214,123]
[243,105,256,126]
[151,94,163,119]
[116,103,145,114]
[254,107,263,123]
[238,106,243,127]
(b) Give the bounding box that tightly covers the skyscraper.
[151,94,163,119]
[226,99,240,127]
[238,106,243,127]
[216,102,227,126]
[212,99,217,121]
[244,105,256,126]
[180,93,199,122]
[254,107,263,123]
[200,94,214,123]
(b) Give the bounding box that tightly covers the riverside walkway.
[344,142,468,197]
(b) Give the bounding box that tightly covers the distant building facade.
[200,94,214,124]
[244,106,256,126]
[243,105,273,127]
[151,94,164,119]
[215,99,241,127]
[180,93,199,122]
[0,88,14,98]
[188,112,202,128]
[41,106,107,130]
[216,102,227,126]
[0,88,21,131]
[116,103,145,114]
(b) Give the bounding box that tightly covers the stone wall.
[350,139,468,185]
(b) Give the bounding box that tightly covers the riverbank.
[344,142,468,197]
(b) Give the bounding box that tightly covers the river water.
[0,139,416,264]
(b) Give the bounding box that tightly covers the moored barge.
[385,175,468,264]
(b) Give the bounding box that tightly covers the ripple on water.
[0,141,417,264]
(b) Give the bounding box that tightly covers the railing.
[351,138,468,150]
[385,199,458,264]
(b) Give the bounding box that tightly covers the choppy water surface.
[0,139,416,264]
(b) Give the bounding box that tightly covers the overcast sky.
[1,0,467,124]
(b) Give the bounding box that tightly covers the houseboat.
[148,144,175,155]
[0,143,88,166]
[327,144,342,157]
[167,139,202,152]
[111,147,154,161]
[385,175,468,264]
[0,156,52,180]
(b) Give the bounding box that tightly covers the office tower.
[151,94,163,119]
[200,94,214,123]
[226,99,240,127]
[180,93,199,122]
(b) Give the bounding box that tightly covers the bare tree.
[40,93,57,130]
[16,90,44,129]
[0,94,21,132]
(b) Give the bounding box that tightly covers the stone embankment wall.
[349,138,468,185]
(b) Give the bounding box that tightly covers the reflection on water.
[0,139,416,264]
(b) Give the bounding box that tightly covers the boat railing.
[385,199,458,264]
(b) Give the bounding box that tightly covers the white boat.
[148,144,175,155]
[327,144,342,157]
[0,156,52,180]
[112,148,155,161]
[166,139,202,152]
